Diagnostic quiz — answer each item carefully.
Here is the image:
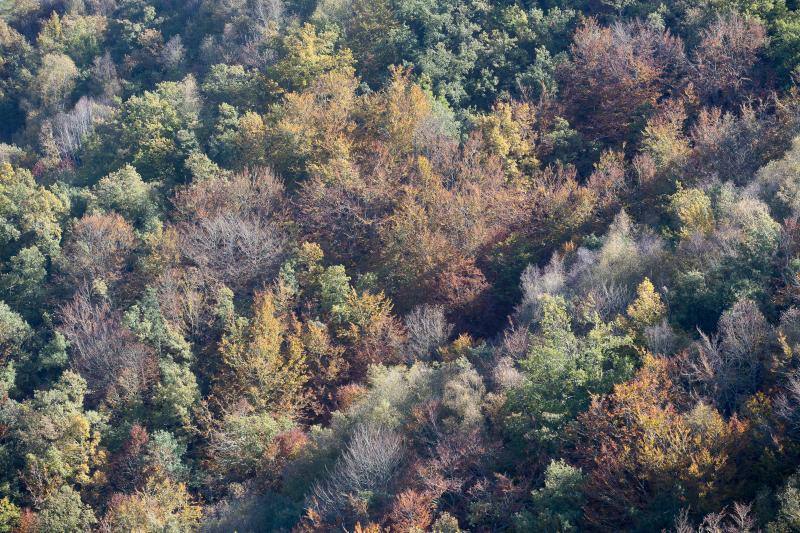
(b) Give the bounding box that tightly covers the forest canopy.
[4,0,800,531]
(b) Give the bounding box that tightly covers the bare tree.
[59,289,155,404]
[728,502,756,533]
[90,52,122,101]
[515,255,566,325]
[719,299,770,374]
[587,282,632,322]
[52,97,112,159]
[251,0,284,27]
[405,305,453,360]
[310,424,403,520]
[672,502,755,533]
[160,36,186,72]
[500,324,529,360]
[180,212,286,293]
[154,267,212,339]
[0,144,25,165]
[492,356,524,390]
[681,299,771,412]
[174,168,288,295]
[775,371,800,439]
[673,508,694,533]
[85,0,120,16]
[644,320,680,355]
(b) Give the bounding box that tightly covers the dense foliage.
[5,0,800,531]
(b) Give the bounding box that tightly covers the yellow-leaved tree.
[215,292,308,414]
